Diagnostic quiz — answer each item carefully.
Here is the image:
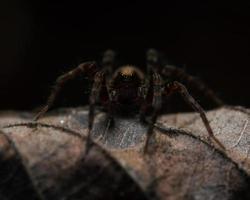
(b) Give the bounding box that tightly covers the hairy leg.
[140,48,160,122]
[146,48,223,106]
[102,49,116,121]
[162,65,223,106]
[86,70,106,154]
[138,78,150,123]
[144,72,163,153]
[165,81,225,150]
[102,49,116,75]
[101,49,117,137]
[34,62,97,121]
[146,48,160,73]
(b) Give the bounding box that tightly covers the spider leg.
[102,49,116,123]
[102,49,116,75]
[144,72,163,153]
[138,77,150,123]
[140,48,160,122]
[162,65,223,106]
[146,48,160,73]
[106,81,117,120]
[146,48,223,106]
[138,49,159,123]
[34,62,97,121]
[165,81,225,150]
[86,70,106,154]
[101,81,116,134]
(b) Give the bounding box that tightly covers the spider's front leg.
[144,72,163,153]
[146,48,223,106]
[86,70,106,153]
[34,62,97,121]
[102,49,116,74]
[162,65,223,106]
[165,81,225,150]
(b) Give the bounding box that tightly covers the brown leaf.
[0,106,250,200]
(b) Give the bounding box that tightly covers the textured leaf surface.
[0,106,250,200]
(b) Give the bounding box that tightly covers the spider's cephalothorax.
[34,49,225,153]
[109,66,144,111]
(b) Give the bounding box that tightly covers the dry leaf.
[0,106,250,200]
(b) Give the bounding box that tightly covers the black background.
[0,1,249,111]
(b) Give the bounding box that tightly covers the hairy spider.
[34,49,225,152]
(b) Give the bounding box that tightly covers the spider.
[34,49,225,152]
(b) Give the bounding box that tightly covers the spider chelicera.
[34,49,225,152]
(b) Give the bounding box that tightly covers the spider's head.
[120,66,135,82]
[113,65,144,87]
[113,66,144,107]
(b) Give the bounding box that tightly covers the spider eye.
[123,75,132,81]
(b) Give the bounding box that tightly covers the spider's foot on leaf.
[33,105,49,121]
